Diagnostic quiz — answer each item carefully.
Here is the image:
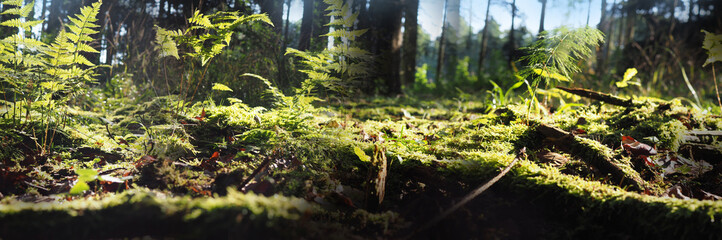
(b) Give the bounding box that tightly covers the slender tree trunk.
[539,0,547,34]
[688,0,694,22]
[445,0,460,82]
[278,0,291,89]
[625,9,635,45]
[46,0,62,33]
[669,0,678,34]
[586,0,592,26]
[40,0,47,31]
[467,1,473,51]
[312,0,330,51]
[371,0,404,95]
[477,0,492,77]
[508,0,517,67]
[402,0,419,87]
[616,2,625,48]
[256,0,283,34]
[596,0,608,74]
[297,0,314,51]
[435,0,449,86]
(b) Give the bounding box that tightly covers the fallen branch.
[240,157,272,191]
[408,148,525,238]
[557,86,636,107]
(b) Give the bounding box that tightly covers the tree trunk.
[371,0,404,95]
[278,0,291,89]
[435,0,449,86]
[311,0,330,51]
[596,0,608,74]
[402,0,419,87]
[46,0,63,33]
[539,0,547,34]
[40,0,47,31]
[625,9,635,45]
[507,0,517,67]
[444,0,460,83]
[586,0,592,26]
[297,0,314,51]
[688,0,694,22]
[255,0,283,34]
[477,0,491,78]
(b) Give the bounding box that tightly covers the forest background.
[7,0,719,107]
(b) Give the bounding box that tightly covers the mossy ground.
[1,96,722,239]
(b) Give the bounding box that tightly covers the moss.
[444,149,722,239]
[0,189,326,239]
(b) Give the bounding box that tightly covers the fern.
[0,0,46,71]
[155,11,273,66]
[520,26,604,86]
[44,0,103,81]
[286,0,372,96]
[518,26,604,115]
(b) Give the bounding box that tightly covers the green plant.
[518,26,604,115]
[0,0,104,154]
[154,10,273,106]
[487,79,523,109]
[69,168,127,195]
[702,30,722,112]
[286,0,372,97]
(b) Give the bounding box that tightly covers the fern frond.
[154,26,180,59]
[520,26,604,85]
[44,1,103,78]
[2,0,23,6]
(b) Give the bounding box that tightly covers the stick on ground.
[407,148,525,238]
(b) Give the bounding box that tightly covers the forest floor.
[2,94,722,239]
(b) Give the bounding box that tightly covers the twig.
[408,148,525,238]
[240,156,272,191]
[557,86,636,107]
[713,64,721,113]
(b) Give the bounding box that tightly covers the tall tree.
[370,0,404,95]
[255,0,283,34]
[596,0,609,73]
[477,0,492,77]
[444,0,460,82]
[402,0,419,86]
[539,0,548,34]
[435,0,449,85]
[311,0,330,51]
[507,0,517,66]
[297,0,314,51]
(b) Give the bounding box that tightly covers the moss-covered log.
[534,122,647,191]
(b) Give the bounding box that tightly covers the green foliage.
[0,0,45,71]
[520,27,604,86]
[0,0,104,155]
[286,0,372,96]
[615,68,640,88]
[518,26,604,115]
[155,11,273,66]
[211,83,233,92]
[44,1,103,80]
[702,30,722,67]
[353,146,371,162]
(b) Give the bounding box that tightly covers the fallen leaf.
[621,136,657,157]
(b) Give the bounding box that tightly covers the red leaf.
[194,109,206,122]
[134,155,157,168]
[621,136,636,144]
[210,151,220,160]
[621,136,657,157]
